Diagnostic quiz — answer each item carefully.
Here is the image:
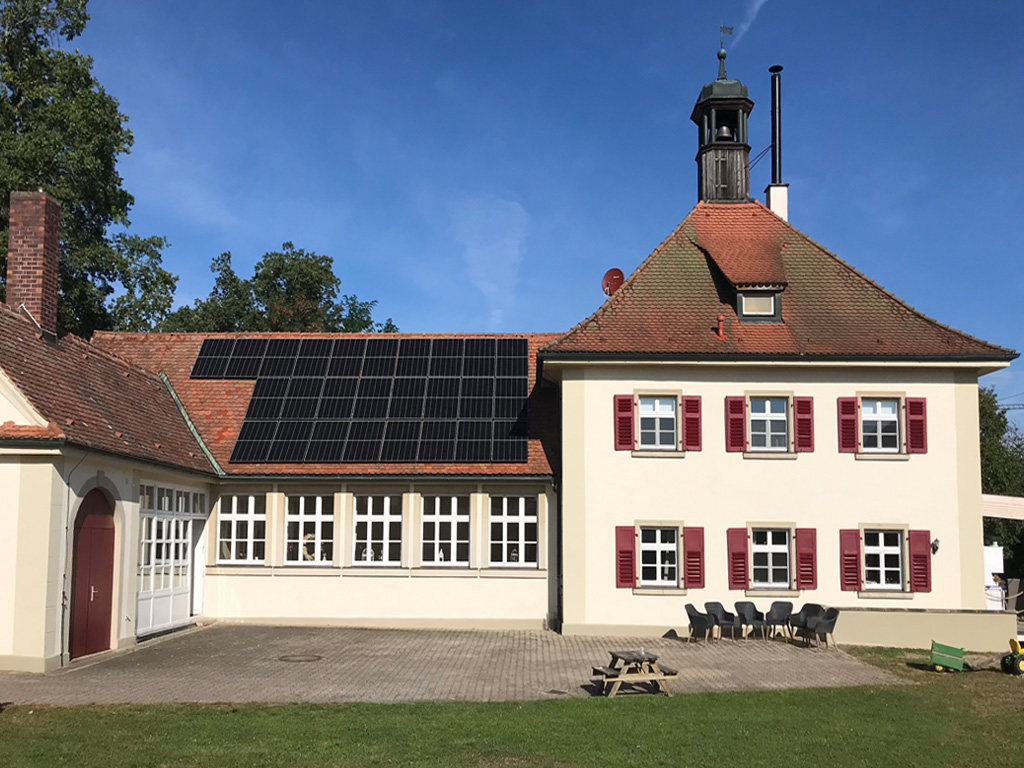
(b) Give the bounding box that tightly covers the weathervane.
[718,24,734,79]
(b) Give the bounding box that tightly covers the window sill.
[410,568,477,578]
[342,567,410,577]
[631,449,686,459]
[744,588,800,597]
[742,452,797,460]
[632,587,687,596]
[208,564,268,574]
[854,453,910,462]
[479,568,545,579]
[857,589,915,599]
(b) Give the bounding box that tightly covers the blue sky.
[76,1,1024,407]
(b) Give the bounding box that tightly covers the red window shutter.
[839,529,862,591]
[725,396,746,452]
[615,526,636,588]
[682,526,704,588]
[906,398,928,454]
[613,395,634,451]
[681,395,702,451]
[794,528,817,589]
[837,397,859,453]
[793,396,814,453]
[727,527,749,589]
[908,529,932,592]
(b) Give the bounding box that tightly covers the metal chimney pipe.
[769,65,783,184]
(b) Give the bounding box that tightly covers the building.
[0,53,1018,673]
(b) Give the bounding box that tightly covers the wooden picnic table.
[591,649,678,697]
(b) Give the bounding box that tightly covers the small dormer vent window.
[738,291,782,323]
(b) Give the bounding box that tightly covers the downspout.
[159,373,224,476]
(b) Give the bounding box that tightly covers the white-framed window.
[421,495,470,566]
[639,527,678,587]
[285,495,335,565]
[861,398,900,453]
[638,396,677,450]
[489,495,538,567]
[752,528,790,587]
[740,292,775,316]
[749,397,788,451]
[217,494,267,563]
[864,529,903,589]
[353,495,402,565]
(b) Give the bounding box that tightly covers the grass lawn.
[2,647,1022,767]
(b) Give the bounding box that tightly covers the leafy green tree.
[979,386,1024,575]
[0,0,176,336]
[163,243,396,333]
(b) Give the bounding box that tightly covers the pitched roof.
[0,305,213,473]
[91,331,560,478]
[542,201,1017,361]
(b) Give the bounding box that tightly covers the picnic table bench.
[591,649,677,697]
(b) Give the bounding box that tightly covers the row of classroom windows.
[615,394,928,454]
[616,525,932,593]
[216,493,540,568]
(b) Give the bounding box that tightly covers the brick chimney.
[6,191,61,335]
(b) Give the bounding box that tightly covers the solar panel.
[192,336,531,464]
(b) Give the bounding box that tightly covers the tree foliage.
[0,0,175,337]
[163,243,396,334]
[979,386,1024,576]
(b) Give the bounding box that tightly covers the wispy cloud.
[734,0,771,46]
[450,195,528,330]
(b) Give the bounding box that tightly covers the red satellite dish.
[602,268,625,296]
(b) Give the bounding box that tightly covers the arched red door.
[70,490,115,658]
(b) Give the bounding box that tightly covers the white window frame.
[217,494,267,564]
[353,494,402,566]
[488,495,539,568]
[421,495,470,566]
[863,529,904,590]
[638,395,677,450]
[860,398,901,453]
[751,528,790,588]
[285,494,335,565]
[638,526,679,587]
[740,292,775,316]
[749,396,789,452]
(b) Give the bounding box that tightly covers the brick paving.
[0,624,897,705]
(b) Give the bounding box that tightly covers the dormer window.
[738,290,782,323]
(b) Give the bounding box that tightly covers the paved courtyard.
[0,624,897,705]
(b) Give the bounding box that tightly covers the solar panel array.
[190,337,530,464]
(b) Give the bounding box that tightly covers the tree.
[979,386,1024,575]
[0,0,176,337]
[163,243,396,333]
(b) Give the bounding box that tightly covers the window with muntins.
[749,397,788,451]
[353,495,402,565]
[489,495,538,567]
[217,494,267,563]
[285,495,335,564]
[864,530,903,589]
[639,527,678,587]
[752,528,790,587]
[421,495,470,566]
[861,398,900,452]
[638,396,676,450]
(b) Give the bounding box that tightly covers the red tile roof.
[0,305,213,473]
[91,332,560,478]
[543,201,1017,360]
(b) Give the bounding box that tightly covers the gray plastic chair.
[765,601,793,641]
[685,603,715,644]
[734,601,767,641]
[789,603,824,644]
[807,607,840,648]
[705,602,741,640]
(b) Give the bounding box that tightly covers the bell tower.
[690,46,754,202]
